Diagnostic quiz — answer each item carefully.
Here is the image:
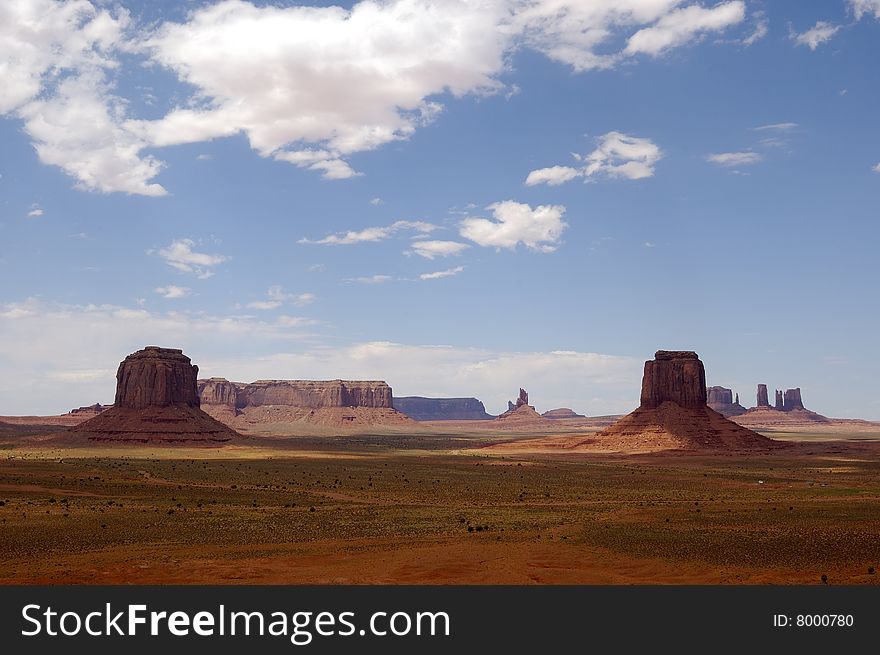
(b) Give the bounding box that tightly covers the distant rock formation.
[198,378,412,427]
[599,351,773,450]
[783,388,805,411]
[706,386,747,417]
[496,388,549,423]
[68,403,111,417]
[775,389,784,410]
[66,347,241,444]
[757,384,770,408]
[392,397,493,420]
[542,408,586,419]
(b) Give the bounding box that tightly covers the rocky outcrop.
[757,384,770,408]
[706,386,746,417]
[707,386,732,405]
[392,397,493,420]
[775,390,784,410]
[114,347,200,409]
[68,403,111,417]
[197,378,411,428]
[66,347,241,444]
[640,351,706,410]
[783,388,805,411]
[496,388,550,423]
[542,408,586,419]
[599,351,773,450]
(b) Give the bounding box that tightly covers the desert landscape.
[2,346,879,585]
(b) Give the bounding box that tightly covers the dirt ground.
[1,425,879,585]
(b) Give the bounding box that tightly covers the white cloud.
[27,205,44,218]
[791,21,840,50]
[524,165,581,187]
[512,0,746,71]
[343,275,394,284]
[408,240,470,259]
[1,1,754,193]
[0,2,167,196]
[751,122,798,131]
[154,238,228,278]
[460,201,567,252]
[706,151,763,166]
[369,197,385,206]
[133,0,508,180]
[873,162,880,173]
[526,131,662,186]
[740,13,768,45]
[246,300,282,311]
[155,285,191,299]
[299,220,436,245]
[625,1,746,56]
[248,286,315,309]
[850,0,880,20]
[419,266,465,280]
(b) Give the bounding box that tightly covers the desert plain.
[2,417,879,585]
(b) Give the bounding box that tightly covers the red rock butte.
[598,351,774,450]
[65,346,241,444]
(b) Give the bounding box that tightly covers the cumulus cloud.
[1,1,755,193]
[459,201,567,252]
[27,205,44,218]
[526,131,662,186]
[419,266,465,280]
[299,220,437,245]
[706,151,763,166]
[133,0,508,180]
[247,286,315,310]
[790,21,840,50]
[849,0,880,19]
[154,285,191,299]
[0,1,166,196]
[154,238,228,278]
[625,1,746,56]
[408,240,470,259]
[513,0,746,71]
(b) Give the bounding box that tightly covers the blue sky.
[1,0,879,417]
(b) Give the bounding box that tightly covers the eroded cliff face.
[640,351,707,410]
[392,397,493,420]
[115,346,200,409]
[706,386,746,417]
[198,379,393,410]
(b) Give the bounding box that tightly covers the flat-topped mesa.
[392,396,493,420]
[775,389,784,410]
[706,386,746,417]
[640,351,706,410]
[783,388,805,411]
[196,378,411,428]
[707,386,733,405]
[756,384,770,408]
[599,350,773,450]
[65,347,241,444]
[115,346,200,410]
[198,380,394,410]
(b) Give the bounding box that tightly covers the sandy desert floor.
[1,422,879,585]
